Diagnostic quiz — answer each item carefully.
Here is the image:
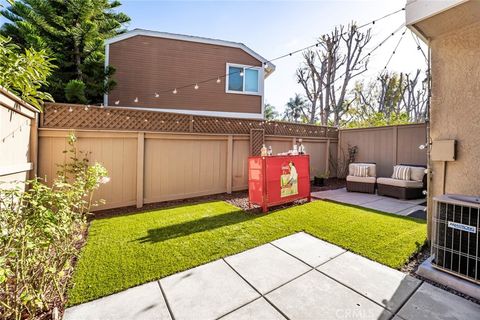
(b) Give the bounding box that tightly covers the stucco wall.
[429,21,480,202]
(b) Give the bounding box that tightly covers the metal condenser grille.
[432,198,480,284]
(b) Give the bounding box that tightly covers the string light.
[84,106,88,111]
[68,107,73,112]
[54,109,57,113]
[134,97,139,103]
[115,100,120,105]
[155,92,160,98]
[123,7,404,99]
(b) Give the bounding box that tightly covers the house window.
[226,64,261,95]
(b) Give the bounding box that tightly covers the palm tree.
[283,94,307,122]
[264,104,279,120]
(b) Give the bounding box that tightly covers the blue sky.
[1,0,427,112]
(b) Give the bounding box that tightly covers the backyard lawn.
[68,200,426,305]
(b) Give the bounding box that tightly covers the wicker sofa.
[377,164,427,200]
[346,162,377,194]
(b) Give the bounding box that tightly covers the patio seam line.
[313,268,393,314]
[388,279,424,320]
[157,280,176,320]
[220,258,292,320]
[269,240,347,269]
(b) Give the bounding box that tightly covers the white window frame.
[225,63,263,96]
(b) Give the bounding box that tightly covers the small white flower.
[99,176,111,184]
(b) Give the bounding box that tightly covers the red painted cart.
[248,155,311,212]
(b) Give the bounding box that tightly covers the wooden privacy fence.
[337,123,427,178]
[38,103,338,210]
[0,87,38,191]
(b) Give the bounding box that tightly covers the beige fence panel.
[38,130,138,210]
[38,128,338,211]
[232,137,249,191]
[0,88,38,190]
[338,123,427,177]
[144,134,228,204]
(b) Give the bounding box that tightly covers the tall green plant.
[1,0,130,103]
[0,35,55,111]
[0,133,108,319]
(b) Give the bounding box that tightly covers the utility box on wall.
[431,140,456,162]
[248,155,311,212]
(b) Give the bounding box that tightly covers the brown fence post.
[393,125,398,165]
[226,135,233,194]
[136,132,145,208]
[325,138,331,174]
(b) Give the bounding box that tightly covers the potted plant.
[313,170,330,187]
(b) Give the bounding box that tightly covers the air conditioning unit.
[431,195,479,284]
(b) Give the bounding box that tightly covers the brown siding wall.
[108,35,263,114]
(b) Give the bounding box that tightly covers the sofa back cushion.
[353,165,369,177]
[409,166,426,181]
[392,165,411,180]
[349,163,376,177]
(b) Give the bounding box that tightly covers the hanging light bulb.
[173,88,177,94]
[194,83,199,90]
[84,106,88,111]
[68,107,73,112]
[239,71,244,76]
[155,92,160,98]
[100,103,104,108]
[115,100,120,105]
[54,109,58,113]
[134,97,139,103]
[216,77,221,83]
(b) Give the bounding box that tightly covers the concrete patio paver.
[63,281,171,320]
[396,282,480,320]
[271,231,346,267]
[224,243,310,294]
[266,270,392,320]
[360,198,419,214]
[318,251,422,313]
[159,260,259,320]
[311,188,426,215]
[396,205,426,216]
[220,298,286,320]
[64,232,478,320]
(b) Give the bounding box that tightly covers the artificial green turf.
[68,200,426,305]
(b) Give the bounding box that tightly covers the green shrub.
[0,133,108,319]
[64,80,87,104]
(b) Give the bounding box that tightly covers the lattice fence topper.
[250,129,265,156]
[41,103,338,138]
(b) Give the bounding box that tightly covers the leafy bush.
[0,134,108,319]
[0,35,56,111]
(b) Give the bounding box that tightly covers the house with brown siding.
[104,29,275,119]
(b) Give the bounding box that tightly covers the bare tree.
[350,70,428,127]
[297,23,372,126]
[403,70,428,122]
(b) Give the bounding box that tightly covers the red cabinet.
[248,155,311,212]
